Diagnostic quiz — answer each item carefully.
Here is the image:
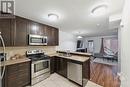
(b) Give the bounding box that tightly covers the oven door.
[32,59,50,78]
[29,34,48,45]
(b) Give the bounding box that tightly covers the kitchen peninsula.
[48,51,92,87]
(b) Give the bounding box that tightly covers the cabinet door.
[4,62,31,87]
[14,16,28,46]
[50,28,56,46]
[54,28,59,45]
[6,64,19,87]
[29,21,44,35]
[55,57,67,78]
[39,24,46,35]
[83,59,90,80]
[50,57,56,74]
[55,57,61,74]
[0,19,13,46]
[45,26,59,46]
[60,58,67,78]
[45,26,52,46]
[17,62,31,86]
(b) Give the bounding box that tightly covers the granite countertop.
[57,51,92,56]
[48,53,90,62]
[0,57,31,66]
[1,51,91,66]
[69,51,92,56]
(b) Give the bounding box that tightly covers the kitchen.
[0,0,125,87]
[0,13,92,87]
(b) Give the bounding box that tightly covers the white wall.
[84,35,118,53]
[56,31,77,51]
[120,0,130,86]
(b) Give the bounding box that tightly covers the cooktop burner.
[28,55,49,61]
[26,50,50,61]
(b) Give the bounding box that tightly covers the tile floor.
[26,73,102,87]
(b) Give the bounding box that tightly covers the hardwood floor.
[90,62,120,87]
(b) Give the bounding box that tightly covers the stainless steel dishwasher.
[67,62,82,85]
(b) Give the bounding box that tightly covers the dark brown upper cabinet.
[45,26,59,46]
[14,16,28,46]
[45,26,53,46]
[29,21,44,35]
[52,27,59,46]
[0,16,59,46]
[0,19,13,46]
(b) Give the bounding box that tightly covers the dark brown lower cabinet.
[50,57,56,74]
[3,62,31,87]
[50,56,90,87]
[82,59,90,87]
[50,57,67,78]
[83,59,90,81]
[55,57,67,78]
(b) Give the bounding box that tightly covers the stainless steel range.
[26,50,50,85]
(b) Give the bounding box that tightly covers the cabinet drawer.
[18,62,30,67]
[7,64,18,75]
[18,62,30,71]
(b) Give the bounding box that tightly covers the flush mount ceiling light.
[91,5,108,16]
[48,13,59,21]
[77,36,83,39]
[97,24,100,26]
[76,31,83,39]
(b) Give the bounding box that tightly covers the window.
[88,40,94,53]
[77,40,83,48]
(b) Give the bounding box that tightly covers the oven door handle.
[32,59,50,64]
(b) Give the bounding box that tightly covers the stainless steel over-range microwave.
[29,34,48,45]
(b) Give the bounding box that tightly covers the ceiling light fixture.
[77,36,83,39]
[48,13,59,21]
[97,24,100,26]
[76,32,83,39]
[91,5,108,16]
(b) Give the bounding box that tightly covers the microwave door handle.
[0,33,6,79]
[43,37,48,45]
[45,37,48,45]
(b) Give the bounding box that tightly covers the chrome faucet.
[66,50,71,57]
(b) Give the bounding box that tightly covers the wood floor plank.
[90,62,120,87]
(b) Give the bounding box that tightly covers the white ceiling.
[15,0,124,36]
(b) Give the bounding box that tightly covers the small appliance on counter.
[57,50,72,57]
[65,50,71,57]
[26,49,50,85]
[0,53,6,61]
